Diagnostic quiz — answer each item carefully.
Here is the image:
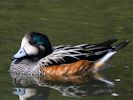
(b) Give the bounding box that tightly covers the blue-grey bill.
[13,48,27,59]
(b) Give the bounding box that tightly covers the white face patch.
[20,36,39,56]
[23,42,39,56]
[21,37,28,48]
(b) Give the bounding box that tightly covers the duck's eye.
[29,41,36,45]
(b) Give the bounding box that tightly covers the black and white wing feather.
[38,39,117,67]
[38,44,92,67]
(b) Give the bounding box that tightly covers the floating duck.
[10,32,129,77]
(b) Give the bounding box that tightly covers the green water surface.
[0,0,133,100]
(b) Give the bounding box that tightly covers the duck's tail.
[92,40,129,73]
[96,38,118,47]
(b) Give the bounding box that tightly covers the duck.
[10,32,129,77]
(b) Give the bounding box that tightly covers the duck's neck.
[38,46,53,59]
[13,56,42,64]
[30,50,53,61]
[43,45,53,56]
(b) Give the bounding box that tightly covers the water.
[0,0,133,100]
[9,71,133,100]
[10,72,117,99]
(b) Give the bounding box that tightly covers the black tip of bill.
[12,58,22,64]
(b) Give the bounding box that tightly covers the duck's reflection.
[11,72,114,99]
[13,87,49,100]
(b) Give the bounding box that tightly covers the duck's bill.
[13,48,27,59]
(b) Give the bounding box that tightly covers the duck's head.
[12,32,53,62]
